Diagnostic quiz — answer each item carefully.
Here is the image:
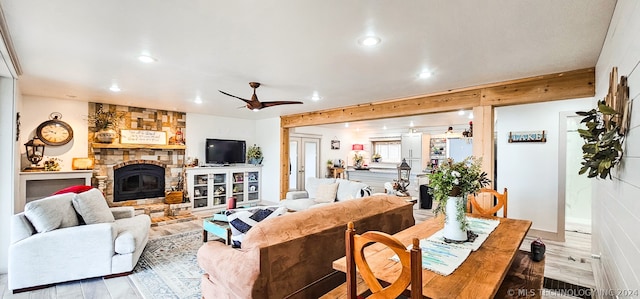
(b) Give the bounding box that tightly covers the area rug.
[130,230,208,299]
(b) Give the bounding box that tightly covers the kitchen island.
[346,162,427,196]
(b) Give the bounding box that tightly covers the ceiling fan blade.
[218,90,251,104]
[260,101,304,108]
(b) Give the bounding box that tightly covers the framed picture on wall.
[331,139,340,150]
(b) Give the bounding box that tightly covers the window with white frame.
[372,140,402,163]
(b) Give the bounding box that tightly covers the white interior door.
[289,136,320,191]
[563,115,592,233]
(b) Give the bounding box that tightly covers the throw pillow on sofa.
[314,182,339,203]
[335,179,373,201]
[24,192,79,233]
[226,206,287,248]
[72,188,115,225]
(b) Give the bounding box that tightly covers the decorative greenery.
[428,157,490,229]
[88,104,125,131]
[372,152,381,162]
[353,153,364,166]
[247,144,263,160]
[576,99,624,179]
[43,157,62,171]
[327,159,334,166]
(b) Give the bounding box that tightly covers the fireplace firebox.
[113,162,165,202]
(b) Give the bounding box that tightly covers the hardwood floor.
[1,208,594,298]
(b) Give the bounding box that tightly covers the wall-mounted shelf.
[91,143,186,150]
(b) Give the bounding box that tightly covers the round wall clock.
[36,112,74,146]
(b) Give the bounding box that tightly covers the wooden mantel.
[91,143,186,150]
[279,68,595,199]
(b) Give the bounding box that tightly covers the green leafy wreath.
[576,99,624,179]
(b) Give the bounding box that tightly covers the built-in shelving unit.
[429,138,447,167]
[186,165,261,211]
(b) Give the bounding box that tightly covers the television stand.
[185,165,262,211]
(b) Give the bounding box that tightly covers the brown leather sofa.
[197,195,415,299]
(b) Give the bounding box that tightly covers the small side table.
[328,167,345,179]
[202,217,231,244]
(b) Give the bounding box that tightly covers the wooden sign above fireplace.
[120,129,167,145]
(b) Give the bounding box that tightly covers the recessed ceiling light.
[458,110,465,116]
[109,84,121,92]
[138,55,157,63]
[418,71,432,79]
[311,92,322,101]
[383,125,387,130]
[469,113,474,119]
[345,123,349,128]
[194,96,203,104]
[409,121,414,127]
[358,36,381,47]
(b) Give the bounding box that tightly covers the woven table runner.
[391,217,500,276]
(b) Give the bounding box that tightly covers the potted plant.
[428,157,490,241]
[247,144,263,165]
[372,152,381,163]
[88,104,125,143]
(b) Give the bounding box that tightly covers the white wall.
[0,77,17,273]
[293,126,353,176]
[495,98,592,233]
[185,112,257,164]
[255,118,280,202]
[20,96,89,171]
[591,0,640,292]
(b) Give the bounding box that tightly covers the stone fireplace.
[89,103,194,225]
[113,160,166,202]
[92,147,184,206]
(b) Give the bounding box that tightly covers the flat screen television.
[205,139,246,165]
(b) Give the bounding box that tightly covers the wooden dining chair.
[467,187,508,218]
[345,222,423,299]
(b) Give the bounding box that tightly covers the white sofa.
[280,177,372,211]
[8,189,151,292]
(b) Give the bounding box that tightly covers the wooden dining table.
[332,215,532,299]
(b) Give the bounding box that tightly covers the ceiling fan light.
[109,84,121,92]
[194,97,203,104]
[253,108,259,112]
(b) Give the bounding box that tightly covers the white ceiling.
[0,1,615,124]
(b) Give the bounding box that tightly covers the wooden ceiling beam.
[280,68,595,128]
[480,68,595,106]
